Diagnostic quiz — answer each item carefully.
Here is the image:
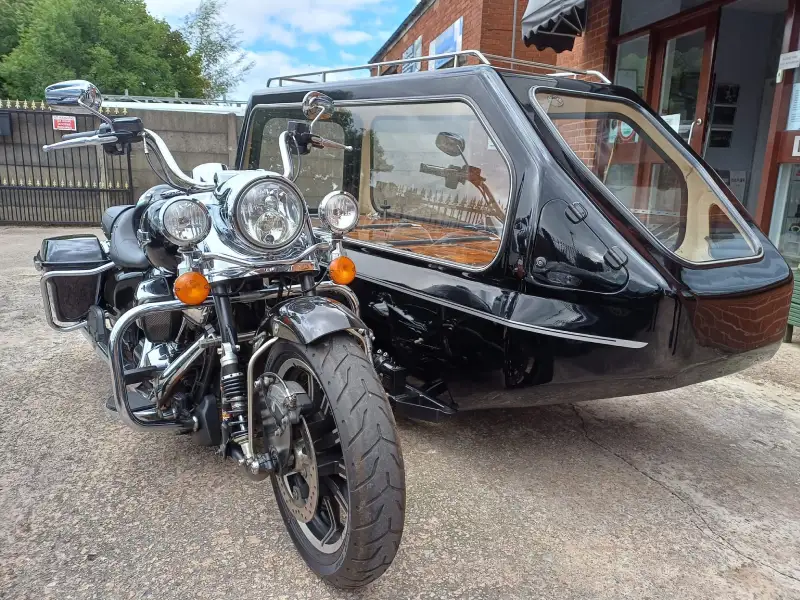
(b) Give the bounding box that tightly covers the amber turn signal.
[329,256,356,285]
[174,271,211,305]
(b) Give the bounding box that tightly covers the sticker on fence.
[52,115,76,131]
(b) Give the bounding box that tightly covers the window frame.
[242,95,516,273]
[528,86,763,267]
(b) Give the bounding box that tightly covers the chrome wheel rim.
[276,358,349,554]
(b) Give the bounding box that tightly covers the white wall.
[704,9,784,211]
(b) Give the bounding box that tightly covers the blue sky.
[144,0,420,99]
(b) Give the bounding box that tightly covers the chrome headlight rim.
[158,197,211,247]
[318,190,359,235]
[230,175,308,251]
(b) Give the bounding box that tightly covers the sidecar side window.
[345,100,512,270]
[533,90,759,264]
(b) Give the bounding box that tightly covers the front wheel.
[264,335,406,588]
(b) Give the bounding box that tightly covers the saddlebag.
[35,234,108,323]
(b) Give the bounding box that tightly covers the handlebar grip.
[419,163,444,176]
[60,130,99,141]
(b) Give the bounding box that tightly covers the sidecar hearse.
[236,50,794,419]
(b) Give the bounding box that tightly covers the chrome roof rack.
[266,49,611,88]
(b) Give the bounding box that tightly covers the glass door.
[652,17,717,154]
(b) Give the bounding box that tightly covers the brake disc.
[277,417,319,523]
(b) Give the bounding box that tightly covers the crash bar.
[266,49,610,87]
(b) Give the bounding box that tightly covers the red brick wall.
[556,0,613,73]
[379,0,483,69]
[479,1,557,64]
[376,0,556,68]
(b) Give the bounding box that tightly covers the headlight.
[233,178,306,249]
[160,198,211,246]
[319,191,359,234]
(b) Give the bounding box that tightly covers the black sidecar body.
[236,51,793,416]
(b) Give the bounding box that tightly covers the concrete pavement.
[1,226,799,599]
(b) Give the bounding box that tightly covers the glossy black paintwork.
[239,66,793,409]
[268,296,366,345]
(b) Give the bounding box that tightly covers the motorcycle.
[34,80,405,588]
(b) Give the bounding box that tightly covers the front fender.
[266,296,367,345]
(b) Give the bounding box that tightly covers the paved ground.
[1,226,799,600]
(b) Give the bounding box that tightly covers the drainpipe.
[511,0,520,68]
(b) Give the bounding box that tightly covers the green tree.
[180,0,254,99]
[0,0,34,59]
[0,0,206,99]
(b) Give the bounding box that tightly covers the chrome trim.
[142,129,215,192]
[318,191,359,234]
[109,283,359,431]
[154,197,212,247]
[483,54,611,83]
[528,86,764,268]
[246,337,280,459]
[225,173,309,252]
[40,262,115,332]
[203,242,328,267]
[265,50,610,87]
[152,333,211,407]
[355,272,647,348]
[244,94,516,274]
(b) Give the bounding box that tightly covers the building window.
[401,36,423,73]
[428,17,463,70]
[619,0,707,35]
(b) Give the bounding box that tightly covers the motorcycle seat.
[108,206,150,270]
[101,205,132,239]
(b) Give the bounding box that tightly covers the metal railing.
[266,49,611,87]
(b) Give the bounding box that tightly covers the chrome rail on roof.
[266,49,610,87]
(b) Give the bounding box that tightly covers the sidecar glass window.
[346,101,511,269]
[245,100,511,269]
[534,91,759,263]
[245,114,345,209]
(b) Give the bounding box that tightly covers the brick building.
[371,0,800,273]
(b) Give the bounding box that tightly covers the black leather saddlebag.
[35,235,108,322]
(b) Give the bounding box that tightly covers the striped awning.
[521,0,587,53]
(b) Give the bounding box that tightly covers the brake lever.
[310,134,352,152]
[42,133,119,153]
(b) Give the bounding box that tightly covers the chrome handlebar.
[42,125,214,192]
[42,132,119,153]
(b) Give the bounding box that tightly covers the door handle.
[688,118,703,143]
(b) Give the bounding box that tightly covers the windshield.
[533,90,759,264]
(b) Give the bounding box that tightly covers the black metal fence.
[0,104,134,225]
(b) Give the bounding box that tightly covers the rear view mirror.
[436,132,466,158]
[302,91,335,130]
[45,80,103,114]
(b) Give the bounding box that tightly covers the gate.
[0,104,134,225]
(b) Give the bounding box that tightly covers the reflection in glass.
[658,29,705,144]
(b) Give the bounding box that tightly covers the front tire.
[264,335,405,588]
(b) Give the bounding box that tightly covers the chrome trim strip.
[203,242,328,267]
[244,94,516,274]
[265,50,610,87]
[246,337,279,459]
[527,86,764,268]
[40,262,115,332]
[355,272,647,349]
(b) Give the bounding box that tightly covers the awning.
[521,0,587,53]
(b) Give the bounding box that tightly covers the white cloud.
[306,41,323,52]
[340,51,357,62]
[229,50,370,100]
[330,30,373,46]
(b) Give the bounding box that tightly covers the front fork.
[214,275,317,459]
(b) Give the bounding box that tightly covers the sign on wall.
[52,115,77,131]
